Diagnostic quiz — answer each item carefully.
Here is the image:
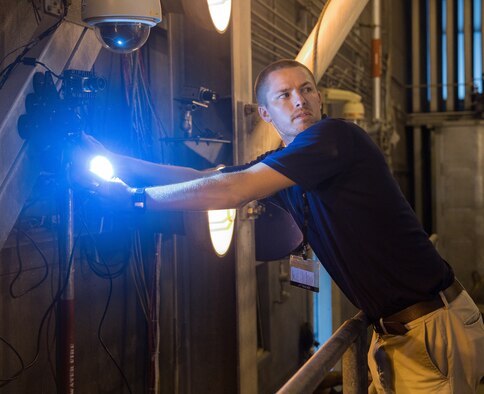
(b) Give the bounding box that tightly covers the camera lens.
[94,22,151,54]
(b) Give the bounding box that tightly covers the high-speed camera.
[81,0,162,54]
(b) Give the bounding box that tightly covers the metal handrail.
[277,311,370,394]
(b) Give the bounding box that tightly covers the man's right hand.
[79,131,111,158]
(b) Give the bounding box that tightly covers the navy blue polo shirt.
[257,117,454,320]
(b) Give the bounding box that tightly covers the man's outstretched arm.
[96,162,296,211]
[79,132,216,186]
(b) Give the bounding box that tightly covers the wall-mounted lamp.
[208,209,236,257]
[206,0,232,33]
[180,0,232,34]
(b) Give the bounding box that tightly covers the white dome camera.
[82,0,162,54]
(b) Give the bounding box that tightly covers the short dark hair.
[254,59,317,106]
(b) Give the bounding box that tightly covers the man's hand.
[91,176,135,211]
[79,131,111,158]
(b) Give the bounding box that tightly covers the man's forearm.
[143,172,250,211]
[111,153,214,186]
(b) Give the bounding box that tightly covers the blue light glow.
[89,155,114,181]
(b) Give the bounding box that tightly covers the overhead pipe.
[295,0,369,82]
[249,0,370,156]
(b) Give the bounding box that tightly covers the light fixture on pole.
[207,0,232,33]
[181,0,232,34]
[208,209,236,257]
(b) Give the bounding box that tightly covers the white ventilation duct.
[295,0,369,81]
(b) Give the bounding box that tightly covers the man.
[80,59,484,393]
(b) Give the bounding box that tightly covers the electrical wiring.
[0,0,68,89]
[30,0,42,25]
[78,211,130,279]
[20,57,63,80]
[76,216,133,393]
[128,231,150,322]
[0,225,78,388]
[17,227,80,378]
[95,252,133,394]
[45,302,57,384]
[81,239,129,280]
[0,336,25,387]
[132,231,150,305]
[120,50,168,162]
[0,45,31,68]
[9,228,50,299]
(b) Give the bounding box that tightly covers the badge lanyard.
[302,192,310,259]
[289,192,319,292]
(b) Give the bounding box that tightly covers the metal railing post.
[277,312,369,394]
[342,317,368,393]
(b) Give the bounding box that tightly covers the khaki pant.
[368,290,484,394]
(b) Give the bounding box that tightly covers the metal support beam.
[412,0,424,221]
[231,1,258,393]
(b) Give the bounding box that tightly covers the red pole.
[57,185,75,394]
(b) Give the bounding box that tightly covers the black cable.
[80,232,129,279]
[78,219,133,393]
[0,336,25,386]
[20,57,63,80]
[30,0,42,25]
[0,0,68,90]
[78,207,130,279]
[0,229,62,387]
[0,44,31,68]
[9,228,50,299]
[96,255,133,394]
[20,227,80,376]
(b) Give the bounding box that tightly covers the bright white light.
[207,0,231,33]
[208,209,236,257]
[89,155,114,180]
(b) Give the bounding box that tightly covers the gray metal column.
[231,1,258,393]
[412,0,424,221]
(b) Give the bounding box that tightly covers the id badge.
[289,254,319,292]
